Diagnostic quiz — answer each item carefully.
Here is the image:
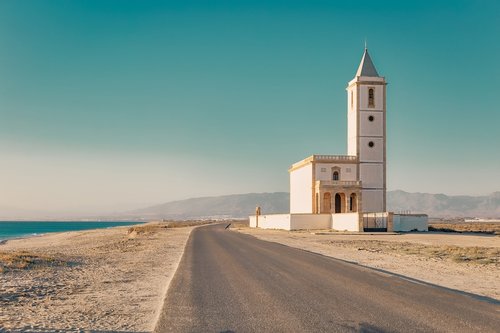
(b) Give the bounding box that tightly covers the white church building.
[250,48,428,232]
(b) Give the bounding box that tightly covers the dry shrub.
[127,223,162,236]
[228,220,250,229]
[127,220,217,236]
[0,251,65,272]
[429,223,500,235]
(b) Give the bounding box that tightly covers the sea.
[0,221,144,242]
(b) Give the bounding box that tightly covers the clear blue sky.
[1,0,499,213]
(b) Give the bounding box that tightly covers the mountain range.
[127,192,290,220]
[387,190,500,218]
[125,190,500,219]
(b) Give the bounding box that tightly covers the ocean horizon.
[0,221,144,242]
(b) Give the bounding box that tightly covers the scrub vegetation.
[127,219,246,236]
[329,240,499,265]
[127,220,214,235]
[429,222,500,235]
[0,251,66,272]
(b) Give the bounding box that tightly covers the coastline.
[0,222,196,331]
[0,221,144,244]
[0,232,53,246]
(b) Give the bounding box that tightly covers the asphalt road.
[155,224,499,333]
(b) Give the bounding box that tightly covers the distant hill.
[127,192,290,220]
[387,190,500,218]
[127,191,500,219]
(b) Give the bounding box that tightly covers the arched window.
[368,88,375,107]
[350,91,353,109]
[331,167,341,181]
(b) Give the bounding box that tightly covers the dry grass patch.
[0,251,66,272]
[127,223,163,236]
[326,240,499,265]
[429,223,500,235]
[127,220,217,236]
[228,220,249,229]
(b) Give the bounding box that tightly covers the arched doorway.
[335,193,341,213]
[335,193,347,213]
[323,192,331,213]
[350,193,357,212]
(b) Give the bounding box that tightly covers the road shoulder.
[234,227,500,300]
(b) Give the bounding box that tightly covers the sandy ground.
[0,224,194,332]
[235,228,500,300]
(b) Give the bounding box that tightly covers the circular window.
[368,141,374,148]
[368,115,374,122]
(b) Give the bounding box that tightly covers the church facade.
[250,48,428,232]
[290,48,386,215]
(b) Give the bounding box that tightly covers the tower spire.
[355,47,379,77]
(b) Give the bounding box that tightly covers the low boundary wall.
[249,213,360,231]
[249,212,428,232]
[249,214,331,230]
[332,213,361,231]
[290,214,331,230]
[392,213,428,231]
[249,214,291,230]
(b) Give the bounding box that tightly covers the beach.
[234,227,500,300]
[0,222,196,332]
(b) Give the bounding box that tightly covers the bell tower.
[347,48,387,212]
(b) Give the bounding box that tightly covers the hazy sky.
[1,0,499,213]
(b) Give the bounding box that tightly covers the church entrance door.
[334,194,341,213]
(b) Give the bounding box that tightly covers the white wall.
[359,164,384,188]
[347,87,358,156]
[250,213,428,232]
[358,137,384,162]
[315,163,357,181]
[290,164,313,214]
[249,215,257,227]
[290,214,331,230]
[250,214,292,230]
[359,111,384,137]
[361,189,384,213]
[393,214,428,231]
[331,213,361,231]
[249,214,331,230]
